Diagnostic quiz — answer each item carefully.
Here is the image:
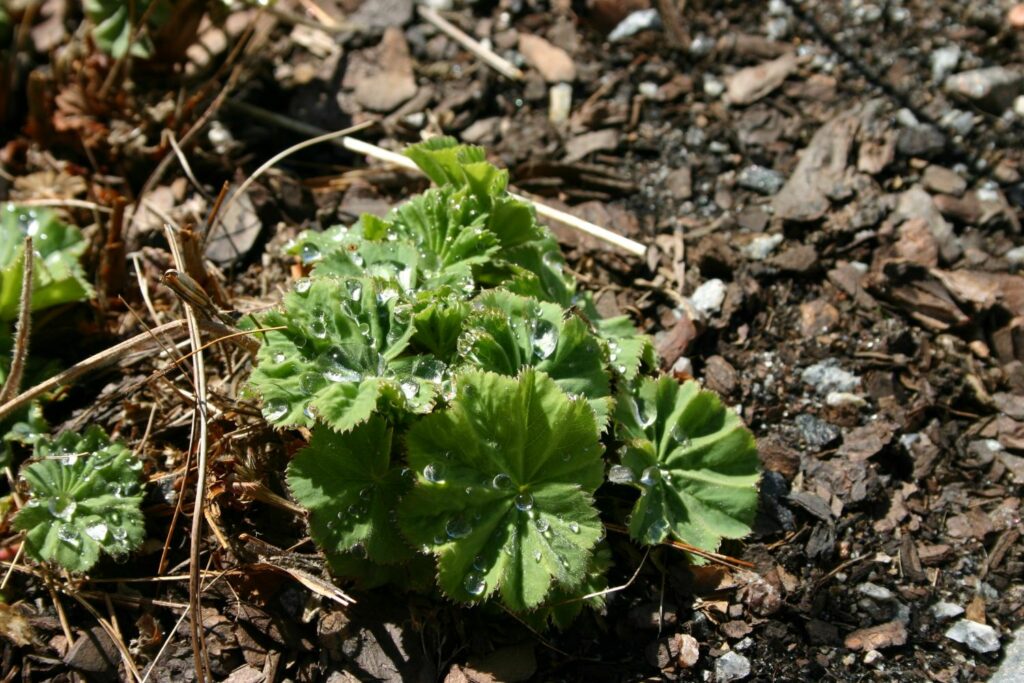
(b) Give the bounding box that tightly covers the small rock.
[715,651,751,682]
[795,414,841,448]
[945,619,1001,654]
[690,279,727,317]
[863,649,884,665]
[350,27,417,112]
[548,83,573,123]
[1015,95,1024,118]
[1010,4,1024,29]
[724,53,798,105]
[990,626,1024,683]
[894,218,940,267]
[897,124,946,158]
[461,117,501,144]
[677,633,700,668]
[518,34,576,82]
[767,244,818,273]
[922,165,967,196]
[740,233,784,261]
[666,166,693,200]
[844,621,908,651]
[1008,246,1024,265]
[799,299,840,336]
[721,620,752,639]
[737,165,786,195]
[704,76,726,98]
[801,360,860,395]
[944,67,1024,113]
[349,0,413,29]
[609,9,662,42]
[858,582,896,602]
[703,355,738,396]
[930,46,961,83]
[564,129,620,162]
[826,392,867,408]
[931,602,965,622]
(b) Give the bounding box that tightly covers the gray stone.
[737,165,786,195]
[944,67,1024,113]
[930,46,961,84]
[930,601,964,622]
[740,233,783,261]
[945,619,1001,654]
[715,651,751,682]
[690,279,727,317]
[990,626,1024,683]
[795,414,841,448]
[897,124,946,158]
[857,582,896,602]
[801,360,861,395]
[609,9,662,42]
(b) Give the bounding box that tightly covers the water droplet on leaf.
[492,473,512,490]
[423,463,445,483]
[294,278,312,294]
[445,516,472,539]
[263,399,288,422]
[464,572,486,597]
[514,492,534,512]
[608,465,635,484]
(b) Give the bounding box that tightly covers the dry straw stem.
[417,5,525,81]
[164,226,212,683]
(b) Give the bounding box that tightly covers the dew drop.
[351,543,367,559]
[359,486,373,500]
[492,473,513,490]
[272,352,287,364]
[464,572,486,597]
[535,517,550,533]
[85,522,108,542]
[347,281,363,302]
[400,380,419,400]
[111,527,128,542]
[294,278,312,294]
[300,242,322,264]
[263,399,288,422]
[57,524,80,547]
[472,555,487,571]
[533,550,542,562]
[608,464,635,484]
[568,521,580,534]
[532,320,558,360]
[423,463,445,483]
[646,519,670,544]
[640,467,660,487]
[48,496,76,521]
[309,317,328,339]
[445,516,472,539]
[300,372,324,395]
[433,534,446,545]
[672,423,693,448]
[323,349,361,383]
[514,492,534,512]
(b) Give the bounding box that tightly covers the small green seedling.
[251,139,760,623]
[13,427,145,572]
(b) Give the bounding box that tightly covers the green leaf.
[13,427,145,572]
[410,293,469,363]
[83,0,171,57]
[405,137,489,189]
[249,276,443,432]
[458,290,611,429]
[398,369,605,611]
[287,417,413,563]
[0,205,94,321]
[596,315,657,382]
[613,377,760,553]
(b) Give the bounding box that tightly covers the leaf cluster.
[251,139,760,623]
[13,427,146,572]
[0,204,93,322]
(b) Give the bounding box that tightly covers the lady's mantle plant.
[250,139,760,622]
[14,427,145,572]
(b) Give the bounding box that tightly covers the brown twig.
[0,237,34,405]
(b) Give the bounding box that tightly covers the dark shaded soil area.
[1,0,1022,681]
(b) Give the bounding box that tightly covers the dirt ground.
[1,0,1023,681]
